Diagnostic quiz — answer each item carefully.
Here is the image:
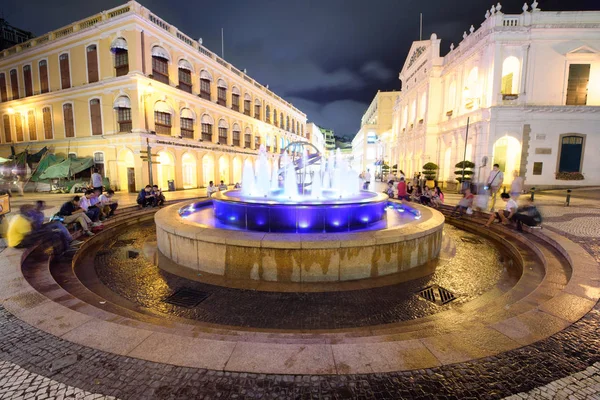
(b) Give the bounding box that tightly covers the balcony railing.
[245,141,251,148]
[181,129,194,139]
[155,124,171,136]
[233,139,240,147]
[201,133,212,141]
[118,122,132,133]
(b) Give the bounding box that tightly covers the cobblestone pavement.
[1,189,599,399]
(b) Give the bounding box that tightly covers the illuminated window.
[566,64,590,106]
[154,111,171,135]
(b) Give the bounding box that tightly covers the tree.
[455,160,475,183]
[422,162,438,181]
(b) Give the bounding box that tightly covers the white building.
[307,122,326,154]
[393,2,600,189]
[352,90,399,173]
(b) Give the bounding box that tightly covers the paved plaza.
[0,187,599,399]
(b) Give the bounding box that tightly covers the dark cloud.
[2,0,598,136]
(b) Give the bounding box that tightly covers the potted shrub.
[455,160,475,192]
[422,162,438,188]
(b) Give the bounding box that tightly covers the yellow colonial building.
[0,1,308,192]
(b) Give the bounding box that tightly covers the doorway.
[127,168,136,193]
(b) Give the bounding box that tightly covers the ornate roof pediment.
[400,41,430,80]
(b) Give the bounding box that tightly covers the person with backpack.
[513,198,542,232]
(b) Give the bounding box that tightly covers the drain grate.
[417,285,457,305]
[112,239,136,248]
[461,237,483,244]
[164,288,210,308]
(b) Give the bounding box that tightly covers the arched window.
[244,127,252,148]
[266,105,271,123]
[27,110,37,141]
[14,113,23,141]
[255,133,261,148]
[90,99,103,135]
[180,108,195,139]
[447,81,456,113]
[558,135,585,173]
[63,103,75,137]
[42,107,53,139]
[178,60,193,93]
[231,87,240,112]
[217,79,227,106]
[279,112,284,129]
[286,116,290,132]
[218,119,229,144]
[0,73,7,102]
[154,101,172,135]
[151,46,170,84]
[59,53,70,89]
[111,37,129,77]
[9,69,19,100]
[114,96,132,133]
[301,124,304,136]
[201,114,214,141]
[243,93,251,116]
[86,45,99,83]
[254,99,261,120]
[464,67,479,108]
[501,56,520,97]
[2,115,11,143]
[200,70,212,100]
[38,60,49,94]
[232,123,241,146]
[23,65,33,97]
[273,109,278,126]
[419,93,427,121]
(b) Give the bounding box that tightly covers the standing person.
[152,185,165,206]
[451,188,475,217]
[396,177,410,201]
[58,196,96,236]
[79,189,101,221]
[513,198,542,232]
[364,169,372,190]
[510,170,524,200]
[207,181,218,197]
[90,168,103,193]
[487,164,504,211]
[98,190,118,217]
[485,193,517,227]
[137,185,156,207]
[218,180,228,191]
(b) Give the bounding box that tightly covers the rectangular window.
[27,110,37,141]
[3,115,11,143]
[218,127,228,143]
[501,73,513,95]
[117,108,132,132]
[152,57,169,84]
[59,54,71,89]
[90,99,102,135]
[87,45,99,83]
[15,113,24,141]
[43,107,53,139]
[178,69,192,93]
[566,64,590,106]
[23,66,33,97]
[232,94,240,112]
[255,136,260,148]
[114,49,129,77]
[201,123,212,141]
[254,104,261,119]
[244,100,251,116]
[63,104,75,137]
[233,130,241,147]
[217,87,227,106]
[0,73,7,102]
[10,69,19,100]
[200,79,211,100]
[39,60,49,94]
[154,111,171,135]
[533,162,543,175]
[181,117,194,138]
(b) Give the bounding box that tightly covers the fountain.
[155,142,444,283]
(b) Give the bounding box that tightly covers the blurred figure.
[513,198,542,232]
[451,188,474,217]
[218,180,228,191]
[207,181,218,197]
[385,181,394,198]
[510,170,524,200]
[397,177,410,201]
[431,187,444,208]
[90,168,103,193]
[486,164,504,211]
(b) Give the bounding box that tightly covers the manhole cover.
[417,285,456,305]
[461,237,483,244]
[164,288,210,308]
[112,239,136,248]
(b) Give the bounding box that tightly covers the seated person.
[98,190,118,217]
[431,187,444,208]
[152,185,165,206]
[23,201,82,251]
[420,186,433,206]
[513,198,542,232]
[485,193,517,227]
[80,189,101,221]
[234,182,241,189]
[58,196,96,237]
[207,181,218,197]
[137,185,156,207]
[451,188,474,217]
[384,182,394,198]
[218,180,228,191]
[396,178,410,201]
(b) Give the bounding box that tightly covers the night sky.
[2,0,598,138]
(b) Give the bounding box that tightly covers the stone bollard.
[565,189,572,207]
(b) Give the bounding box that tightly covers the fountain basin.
[155,199,444,283]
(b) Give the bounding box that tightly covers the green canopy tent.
[38,157,94,180]
[0,157,10,164]
[30,154,65,182]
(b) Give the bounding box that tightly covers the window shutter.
[28,110,37,141]
[43,107,53,139]
[60,54,71,89]
[10,70,19,100]
[63,104,75,137]
[15,113,24,141]
[90,99,102,135]
[87,45,99,83]
[3,115,12,143]
[39,61,49,94]
[0,73,7,102]
[23,66,33,97]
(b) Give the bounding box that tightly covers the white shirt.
[365,171,372,182]
[91,173,103,187]
[79,196,92,211]
[487,170,504,188]
[98,194,115,205]
[207,186,218,197]
[505,199,518,213]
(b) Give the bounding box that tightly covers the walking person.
[486,164,504,211]
[510,170,524,200]
[90,168,103,193]
[364,169,372,190]
[58,196,96,236]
